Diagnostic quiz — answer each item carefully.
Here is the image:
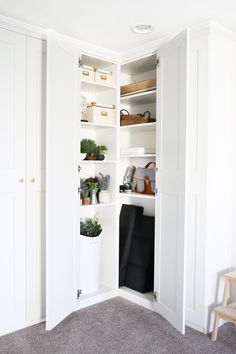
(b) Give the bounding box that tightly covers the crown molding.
[0,14,47,40]
[0,14,121,62]
[189,20,236,41]
[120,34,171,63]
[0,14,236,63]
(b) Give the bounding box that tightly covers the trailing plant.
[80,139,96,154]
[96,173,110,190]
[95,145,108,155]
[80,218,102,237]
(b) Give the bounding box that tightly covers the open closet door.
[155,30,188,334]
[46,31,80,330]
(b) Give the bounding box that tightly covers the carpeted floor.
[0,297,236,354]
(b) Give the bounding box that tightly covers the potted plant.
[95,145,108,160]
[80,139,97,160]
[87,177,99,204]
[80,217,102,294]
[97,173,111,203]
[80,178,90,205]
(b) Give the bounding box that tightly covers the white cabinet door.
[26,37,46,326]
[154,30,188,334]
[0,29,26,336]
[46,31,80,330]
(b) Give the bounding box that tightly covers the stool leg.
[212,313,220,341]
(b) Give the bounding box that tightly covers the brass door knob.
[30,178,35,183]
[18,178,24,183]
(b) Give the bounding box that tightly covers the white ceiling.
[0,0,236,51]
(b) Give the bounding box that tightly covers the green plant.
[81,139,96,154]
[80,218,102,237]
[86,177,99,191]
[95,145,108,155]
[97,173,110,190]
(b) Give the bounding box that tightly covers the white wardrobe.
[0,28,46,336]
[0,20,236,337]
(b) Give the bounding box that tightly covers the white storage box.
[86,102,115,125]
[95,69,113,85]
[80,65,94,82]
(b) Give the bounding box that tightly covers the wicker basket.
[120,109,155,126]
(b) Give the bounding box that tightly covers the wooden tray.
[121,79,156,95]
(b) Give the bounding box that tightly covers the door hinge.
[156,57,160,68]
[78,164,82,173]
[77,289,82,299]
[155,167,158,172]
[153,291,157,302]
[155,187,158,194]
[78,57,82,68]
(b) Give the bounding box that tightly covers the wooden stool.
[212,271,236,341]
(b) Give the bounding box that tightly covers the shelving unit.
[80,202,116,208]
[120,122,156,132]
[120,89,156,105]
[81,80,116,91]
[120,154,156,158]
[78,54,119,305]
[118,54,157,303]
[80,122,116,129]
[119,192,155,200]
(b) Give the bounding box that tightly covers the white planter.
[79,234,101,295]
[80,153,87,161]
[98,190,111,204]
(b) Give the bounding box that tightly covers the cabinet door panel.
[155,30,188,334]
[0,28,26,336]
[46,31,80,330]
[26,37,46,326]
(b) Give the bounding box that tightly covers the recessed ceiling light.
[132,24,154,34]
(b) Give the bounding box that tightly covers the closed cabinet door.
[0,28,26,336]
[26,37,46,326]
[154,30,188,334]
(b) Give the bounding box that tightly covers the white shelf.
[120,122,156,132]
[81,202,115,208]
[80,121,116,129]
[119,192,155,200]
[120,89,156,105]
[81,80,116,92]
[119,286,153,303]
[79,160,116,164]
[120,154,156,158]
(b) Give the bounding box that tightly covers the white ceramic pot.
[79,234,101,294]
[98,190,110,204]
[80,153,87,160]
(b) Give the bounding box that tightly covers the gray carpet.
[0,297,236,354]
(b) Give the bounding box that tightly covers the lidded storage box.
[86,102,115,125]
[94,69,113,85]
[80,65,94,82]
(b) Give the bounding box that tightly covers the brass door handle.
[18,178,24,183]
[30,178,35,183]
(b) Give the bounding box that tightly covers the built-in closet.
[1,19,236,338]
[0,27,46,336]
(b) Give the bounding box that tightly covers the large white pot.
[79,234,101,295]
[98,190,110,204]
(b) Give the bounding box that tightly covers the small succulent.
[95,145,108,155]
[80,218,102,237]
